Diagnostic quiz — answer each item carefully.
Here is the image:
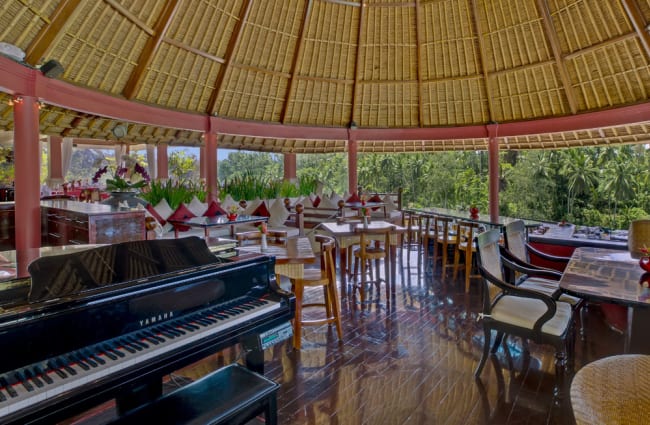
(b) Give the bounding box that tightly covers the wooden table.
[235,237,315,280]
[168,215,268,239]
[559,247,650,353]
[320,220,405,296]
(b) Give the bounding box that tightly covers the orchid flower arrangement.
[92,155,150,191]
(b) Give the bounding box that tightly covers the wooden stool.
[434,216,457,279]
[352,224,394,305]
[571,354,650,425]
[452,220,481,292]
[290,235,342,349]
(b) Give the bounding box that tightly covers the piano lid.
[28,237,220,302]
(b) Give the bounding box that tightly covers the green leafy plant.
[140,179,205,209]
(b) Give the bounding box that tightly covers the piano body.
[0,237,295,424]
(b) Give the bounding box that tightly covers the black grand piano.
[0,237,295,424]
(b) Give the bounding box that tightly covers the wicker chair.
[571,354,650,425]
[475,229,575,399]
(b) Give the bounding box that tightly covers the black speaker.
[40,59,64,78]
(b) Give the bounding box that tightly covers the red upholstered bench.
[108,363,279,425]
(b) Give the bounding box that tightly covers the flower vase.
[363,216,369,228]
[261,234,268,252]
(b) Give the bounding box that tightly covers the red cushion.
[251,202,271,218]
[167,203,196,232]
[346,193,360,203]
[368,194,382,210]
[251,202,270,226]
[146,204,167,226]
[203,200,227,217]
[312,195,321,208]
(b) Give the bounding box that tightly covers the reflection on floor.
[69,244,626,425]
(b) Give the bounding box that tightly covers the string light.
[7,96,23,106]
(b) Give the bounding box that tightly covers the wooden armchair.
[475,229,575,400]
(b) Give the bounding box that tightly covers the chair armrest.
[500,246,563,280]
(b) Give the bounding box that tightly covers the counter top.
[40,200,145,215]
[528,222,628,250]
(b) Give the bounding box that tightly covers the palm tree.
[560,149,599,216]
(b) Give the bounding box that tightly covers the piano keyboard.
[0,295,281,419]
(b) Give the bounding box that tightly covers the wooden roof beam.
[536,0,578,114]
[621,0,650,62]
[280,0,313,124]
[470,0,495,123]
[122,0,180,100]
[414,0,424,127]
[25,0,82,65]
[350,1,365,126]
[207,0,253,116]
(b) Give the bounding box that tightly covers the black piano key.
[100,348,118,361]
[153,326,176,339]
[24,369,43,388]
[13,371,34,392]
[60,359,77,376]
[46,360,67,379]
[0,377,18,398]
[127,335,148,349]
[105,343,126,358]
[68,353,90,371]
[143,330,165,343]
[34,365,54,384]
[86,349,106,365]
[0,389,6,402]
[78,351,99,368]
[119,342,137,354]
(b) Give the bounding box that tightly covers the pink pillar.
[283,153,296,181]
[13,96,42,249]
[487,125,500,223]
[204,132,218,203]
[157,144,169,179]
[199,146,206,179]
[348,135,358,194]
[48,136,63,184]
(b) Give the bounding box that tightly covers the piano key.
[23,370,43,389]
[0,295,281,421]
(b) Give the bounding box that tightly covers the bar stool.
[290,235,342,349]
[452,220,481,292]
[420,213,437,263]
[402,210,421,249]
[434,216,457,279]
[352,224,394,305]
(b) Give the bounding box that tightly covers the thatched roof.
[1,0,650,153]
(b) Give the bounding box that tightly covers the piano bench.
[109,363,279,425]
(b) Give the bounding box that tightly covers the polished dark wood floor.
[69,243,628,425]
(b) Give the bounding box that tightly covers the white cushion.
[300,196,314,208]
[153,198,174,221]
[491,295,572,336]
[329,192,342,205]
[268,198,290,227]
[220,195,238,212]
[244,199,262,215]
[382,194,398,213]
[319,195,339,209]
[187,196,207,217]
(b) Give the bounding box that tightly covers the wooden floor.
[70,243,628,425]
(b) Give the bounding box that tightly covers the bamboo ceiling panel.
[1,0,649,153]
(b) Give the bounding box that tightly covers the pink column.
[199,146,206,179]
[348,133,358,194]
[13,96,42,249]
[204,132,218,203]
[283,153,296,181]
[48,136,63,184]
[487,124,500,223]
[157,144,169,179]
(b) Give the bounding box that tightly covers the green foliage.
[140,179,205,209]
[169,150,199,181]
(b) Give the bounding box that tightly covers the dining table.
[319,220,405,296]
[559,247,650,353]
[234,236,316,280]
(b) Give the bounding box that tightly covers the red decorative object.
[469,206,479,219]
[640,257,650,273]
[227,213,237,221]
